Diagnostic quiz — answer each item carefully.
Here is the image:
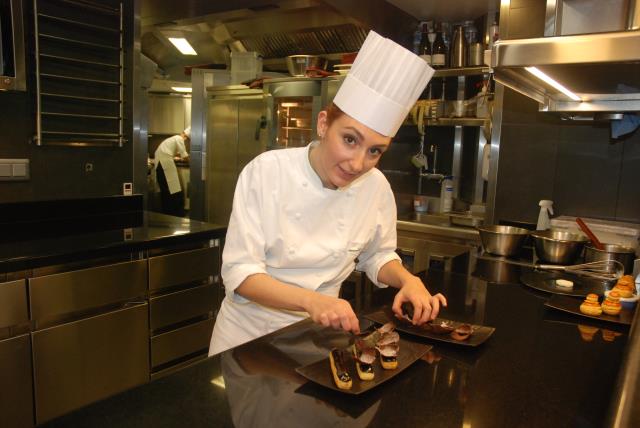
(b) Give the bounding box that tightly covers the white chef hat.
[183,127,191,138]
[333,30,434,137]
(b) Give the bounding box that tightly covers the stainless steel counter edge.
[607,300,640,427]
[397,219,481,241]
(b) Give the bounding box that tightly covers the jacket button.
[295,212,301,220]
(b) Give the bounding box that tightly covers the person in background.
[209,31,447,356]
[154,127,190,217]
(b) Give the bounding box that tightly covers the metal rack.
[33,0,125,147]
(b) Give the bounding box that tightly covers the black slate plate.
[365,310,495,347]
[545,294,634,326]
[295,338,431,395]
[520,271,608,297]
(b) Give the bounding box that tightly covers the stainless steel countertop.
[397,213,481,242]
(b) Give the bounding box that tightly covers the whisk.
[536,260,624,282]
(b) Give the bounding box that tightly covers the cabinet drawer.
[32,303,149,424]
[0,280,28,329]
[150,284,217,331]
[151,318,214,368]
[29,260,147,321]
[0,334,34,428]
[149,246,219,291]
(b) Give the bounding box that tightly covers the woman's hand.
[391,277,447,325]
[304,293,360,334]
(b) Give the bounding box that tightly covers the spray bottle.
[536,200,554,230]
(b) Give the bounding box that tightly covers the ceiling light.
[168,37,197,56]
[525,66,581,101]
[171,87,192,93]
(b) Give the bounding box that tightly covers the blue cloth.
[611,114,640,139]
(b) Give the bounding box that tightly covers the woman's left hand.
[391,277,447,325]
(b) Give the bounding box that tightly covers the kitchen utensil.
[531,230,589,264]
[537,260,624,282]
[585,244,636,274]
[286,55,328,77]
[477,225,529,257]
[576,217,604,250]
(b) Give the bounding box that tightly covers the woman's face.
[312,111,391,189]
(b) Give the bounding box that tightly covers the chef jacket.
[154,134,188,194]
[209,142,401,355]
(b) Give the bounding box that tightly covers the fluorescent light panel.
[171,86,192,93]
[168,37,197,55]
[525,66,581,101]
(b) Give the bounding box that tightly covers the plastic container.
[536,200,554,230]
[550,216,640,256]
[440,177,454,213]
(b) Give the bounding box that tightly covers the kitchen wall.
[493,0,640,225]
[0,0,138,205]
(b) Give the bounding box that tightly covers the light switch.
[0,164,11,177]
[0,159,30,181]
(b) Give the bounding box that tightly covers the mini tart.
[580,294,602,316]
[379,354,398,370]
[329,349,352,390]
[602,291,622,316]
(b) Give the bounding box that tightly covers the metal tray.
[544,294,634,326]
[365,310,495,347]
[295,338,431,395]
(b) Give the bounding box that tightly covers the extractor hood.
[492,0,640,114]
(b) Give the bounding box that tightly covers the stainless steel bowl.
[286,55,328,77]
[585,244,636,274]
[531,230,589,264]
[477,225,529,257]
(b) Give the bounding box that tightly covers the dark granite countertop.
[43,266,629,428]
[0,209,226,272]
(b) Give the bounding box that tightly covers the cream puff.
[580,293,603,316]
[602,291,622,316]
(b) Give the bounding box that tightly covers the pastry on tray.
[376,324,400,370]
[601,290,622,316]
[450,324,473,341]
[352,339,376,381]
[579,293,603,316]
[612,275,635,298]
[329,348,352,390]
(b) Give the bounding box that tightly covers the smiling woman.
[209,30,446,356]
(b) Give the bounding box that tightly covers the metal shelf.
[433,66,492,78]
[38,13,121,33]
[39,33,120,51]
[41,92,121,103]
[426,117,488,127]
[40,73,120,86]
[40,53,120,68]
[42,112,120,120]
[57,0,120,15]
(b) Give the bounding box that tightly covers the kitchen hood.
[492,0,640,114]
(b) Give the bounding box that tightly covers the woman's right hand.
[304,292,360,334]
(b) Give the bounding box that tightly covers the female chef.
[210,31,447,355]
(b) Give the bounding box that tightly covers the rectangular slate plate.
[295,338,431,395]
[365,310,495,347]
[545,294,634,326]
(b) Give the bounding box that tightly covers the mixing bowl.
[286,55,328,77]
[531,230,589,264]
[477,225,530,257]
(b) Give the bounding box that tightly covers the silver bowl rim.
[477,225,530,236]
[584,244,636,254]
[531,230,589,243]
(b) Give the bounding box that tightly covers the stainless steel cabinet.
[32,303,149,424]
[148,94,192,135]
[0,279,33,428]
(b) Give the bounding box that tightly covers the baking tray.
[520,271,608,297]
[295,338,431,395]
[544,294,635,326]
[365,310,495,347]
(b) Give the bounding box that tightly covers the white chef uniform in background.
[154,127,190,195]
[210,30,434,355]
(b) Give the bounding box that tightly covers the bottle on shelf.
[418,23,432,65]
[431,24,447,68]
[439,176,455,213]
[450,25,466,68]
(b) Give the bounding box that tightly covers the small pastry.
[352,339,376,381]
[555,279,574,289]
[616,275,635,288]
[577,324,598,342]
[329,348,352,390]
[450,324,473,341]
[579,293,602,316]
[602,291,622,316]
[612,280,635,298]
[375,323,400,370]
